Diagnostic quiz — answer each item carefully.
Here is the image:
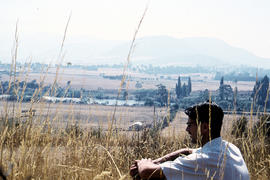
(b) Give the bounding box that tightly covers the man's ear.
[201,122,209,134]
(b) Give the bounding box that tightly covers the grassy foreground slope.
[0,101,269,180]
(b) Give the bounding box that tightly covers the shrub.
[253,114,270,140]
[231,116,248,138]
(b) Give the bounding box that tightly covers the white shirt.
[160,137,250,180]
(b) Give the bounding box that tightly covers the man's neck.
[202,135,221,146]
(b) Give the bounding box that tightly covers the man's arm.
[152,148,193,164]
[129,148,193,179]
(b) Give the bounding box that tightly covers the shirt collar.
[202,137,222,150]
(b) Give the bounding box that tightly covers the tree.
[182,83,187,97]
[187,77,192,95]
[156,84,168,106]
[252,75,270,107]
[233,86,238,110]
[135,81,143,89]
[73,89,81,98]
[175,76,192,99]
[27,79,39,89]
[175,76,182,99]
[202,89,209,101]
[123,90,128,100]
[134,89,155,101]
[219,76,224,100]
[223,84,233,101]
[217,77,234,110]
[67,80,71,86]
[144,98,154,106]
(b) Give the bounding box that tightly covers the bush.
[253,115,270,140]
[231,116,248,138]
[144,98,154,106]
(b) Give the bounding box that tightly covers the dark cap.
[184,102,224,123]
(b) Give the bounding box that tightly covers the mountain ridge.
[0,35,269,68]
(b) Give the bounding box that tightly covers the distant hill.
[1,34,270,68]
[104,36,270,67]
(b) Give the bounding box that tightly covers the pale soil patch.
[0,101,258,133]
[0,102,167,130]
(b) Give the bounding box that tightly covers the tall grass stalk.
[107,6,148,145]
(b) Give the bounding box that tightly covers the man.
[130,102,250,180]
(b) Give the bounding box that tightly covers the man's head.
[185,102,224,145]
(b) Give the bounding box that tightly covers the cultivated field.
[0,67,255,91]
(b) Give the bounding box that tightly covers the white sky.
[1,0,270,58]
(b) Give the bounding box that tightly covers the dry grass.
[1,8,269,180]
[0,108,189,179]
[0,101,269,179]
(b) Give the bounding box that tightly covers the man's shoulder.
[199,138,244,161]
[221,139,242,155]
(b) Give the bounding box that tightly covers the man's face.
[186,118,198,144]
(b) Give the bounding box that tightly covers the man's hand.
[129,160,140,180]
[137,158,154,174]
[137,158,164,179]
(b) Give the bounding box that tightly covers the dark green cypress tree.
[187,77,192,95]
[175,83,179,98]
[260,75,269,106]
[182,83,187,97]
[175,76,182,98]
[219,76,224,100]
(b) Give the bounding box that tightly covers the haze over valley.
[1,35,270,69]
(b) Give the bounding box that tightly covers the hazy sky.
[1,0,270,58]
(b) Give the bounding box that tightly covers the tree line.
[1,74,270,112]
